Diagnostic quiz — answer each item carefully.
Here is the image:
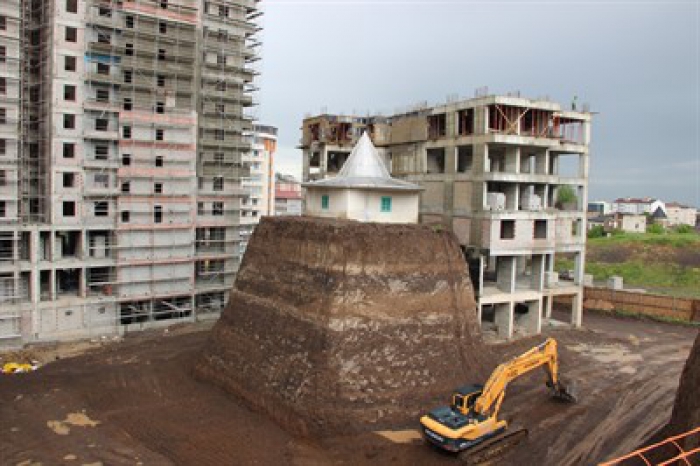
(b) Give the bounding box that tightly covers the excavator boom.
[473,338,576,417]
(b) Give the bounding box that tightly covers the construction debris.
[2,361,39,374]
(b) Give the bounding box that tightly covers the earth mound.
[195,216,492,436]
[668,331,700,448]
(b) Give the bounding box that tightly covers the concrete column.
[574,251,585,286]
[544,295,553,319]
[535,150,547,174]
[516,255,527,275]
[520,299,542,334]
[497,256,516,293]
[49,269,56,301]
[80,230,87,260]
[495,302,514,339]
[302,149,310,181]
[472,143,487,173]
[505,146,519,173]
[572,291,583,327]
[542,185,550,209]
[583,121,592,145]
[550,154,559,175]
[444,144,456,226]
[320,146,328,177]
[474,106,488,135]
[79,268,87,298]
[531,254,545,291]
[478,254,485,297]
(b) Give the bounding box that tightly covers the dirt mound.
[195,216,492,436]
[668,331,700,447]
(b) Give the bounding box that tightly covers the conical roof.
[303,132,422,192]
[651,206,667,218]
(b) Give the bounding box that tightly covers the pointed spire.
[337,131,391,179]
[302,131,422,192]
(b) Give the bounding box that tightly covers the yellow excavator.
[420,338,576,460]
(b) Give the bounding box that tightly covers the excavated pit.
[195,216,493,436]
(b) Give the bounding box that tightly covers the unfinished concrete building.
[301,94,591,339]
[0,0,261,346]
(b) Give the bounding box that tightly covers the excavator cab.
[451,385,483,414]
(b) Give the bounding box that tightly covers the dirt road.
[1,313,696,466]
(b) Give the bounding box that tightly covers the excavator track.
[458,428,529,465]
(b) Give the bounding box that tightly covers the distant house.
[587,201,612,217]
[589,213,646,234]
[664,202,697,227]
[303,132,422,223]
[587,215,607,230]
[612,197,665,216]
[274,174,303,217]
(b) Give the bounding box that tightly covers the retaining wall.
[557,287,700,323]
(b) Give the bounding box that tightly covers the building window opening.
[457,146,473,173]
[427,113,447,139]
[457,109,474,135]
[381,196,392,213]
[500,220,515,239]
[534,220,547,239]
[427,148,446,174]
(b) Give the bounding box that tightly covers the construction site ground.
[1,312,697,466]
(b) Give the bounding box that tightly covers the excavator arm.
[473,338,576,417]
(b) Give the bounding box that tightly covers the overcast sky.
[257,0,699,207]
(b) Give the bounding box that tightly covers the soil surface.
[1,313,696,466]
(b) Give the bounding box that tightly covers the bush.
[556,186,577,207]
[675,224,694,234]
[588,225,605,238]
[647,223,665,234]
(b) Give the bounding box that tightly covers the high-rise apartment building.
[301,94,591,339]
[0,0,260,346]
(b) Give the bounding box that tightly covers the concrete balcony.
[481,171,585,186]
[83,184,119,197]
[84,129,120,141]
[85,13,119,28]
[83,157,120,169]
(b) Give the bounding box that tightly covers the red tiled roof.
[614,197,657,204]
[665,202,693,209]
[275,190,303,200]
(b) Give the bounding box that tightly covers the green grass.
[558,230,700,298]
[587,231,700,248]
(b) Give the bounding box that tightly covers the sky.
[257,0,700,207]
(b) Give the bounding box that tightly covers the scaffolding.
[19,0,51,224]
[0,0,262,345]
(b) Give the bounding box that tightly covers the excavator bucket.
[550,380,577,403]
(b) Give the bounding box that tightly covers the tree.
[587,225,605,238]
[556,186,578,209]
